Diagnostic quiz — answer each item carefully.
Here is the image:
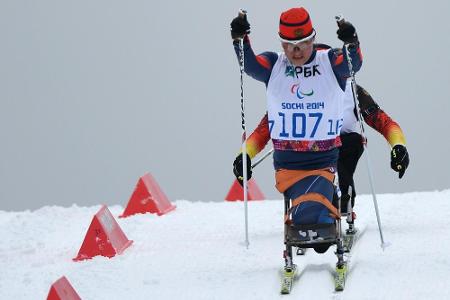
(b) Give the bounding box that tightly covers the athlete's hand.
[233,153,252,186]
[391,145,409,179]
[230,11,250,40]
[337,21,358,45]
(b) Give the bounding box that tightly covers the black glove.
[391,145,409,179]
[233,153,252,186]
[230,13,250,40]
[337,21,358,45]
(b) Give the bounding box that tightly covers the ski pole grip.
[335,14,345,27]
[238,9,247,19]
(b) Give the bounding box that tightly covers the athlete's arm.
[233,37,278,85]
[242,113,271,158]
[328,46,363,90]
[357,85,406,146]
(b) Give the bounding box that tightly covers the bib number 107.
[269,112,342,138]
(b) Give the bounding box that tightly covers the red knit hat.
[279,7,315,41]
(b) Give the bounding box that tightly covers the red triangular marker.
[47,276,81,300]
[73,205,133,261]
[119,173,176,218]
[225,178,265,201]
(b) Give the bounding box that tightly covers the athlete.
[230,7,362,226]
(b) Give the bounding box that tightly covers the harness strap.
[284,192,341,223]
[275,168,335,193]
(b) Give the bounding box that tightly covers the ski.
[343,228,358,252]
[334,262,348,291]
[335,226,364,291]
[280,265,297,294]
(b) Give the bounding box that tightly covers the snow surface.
[1,190,450,300]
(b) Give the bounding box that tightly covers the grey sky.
[1,1,449,211]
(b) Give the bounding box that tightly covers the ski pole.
[335,15,388,250]
[237,9,249,249]
[251,148,274,169]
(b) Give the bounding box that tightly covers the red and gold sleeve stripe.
[364,109,406,147]
[241,113,271,158]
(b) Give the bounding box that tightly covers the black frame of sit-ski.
[282,191,347,270]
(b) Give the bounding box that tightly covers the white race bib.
[266,50,345,142]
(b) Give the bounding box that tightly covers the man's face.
[281,37,315,67]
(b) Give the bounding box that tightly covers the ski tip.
[334,263,347,291]
[280,266,296,294]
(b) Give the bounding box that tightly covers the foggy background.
[1,0,449,211]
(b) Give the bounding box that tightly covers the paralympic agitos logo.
[291,84,314,99]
